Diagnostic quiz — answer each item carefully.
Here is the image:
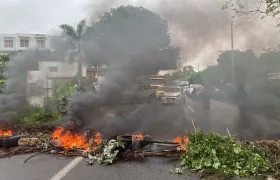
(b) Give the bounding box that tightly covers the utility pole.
[230,19,235,84]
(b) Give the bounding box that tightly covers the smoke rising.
[0,51,38,127]
[80,0,280,140]
[88,0,280,68]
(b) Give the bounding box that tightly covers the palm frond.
[76,19,87,39]
[59,24,77,39]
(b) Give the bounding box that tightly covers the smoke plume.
[88,0,280,68]
[0,51,38,127]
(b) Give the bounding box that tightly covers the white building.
[38,60,87,78]
[0,33,59,55]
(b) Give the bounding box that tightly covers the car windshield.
[157,86,167,91]
[165,87,181,93]
[190,84,203,89]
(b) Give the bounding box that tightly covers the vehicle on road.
[149,75,167,90]
[155,86,167,99]
[180,81,189,87]
[162,86,185,104]
[120,83,154,103]
[187,84,204,96]
[180,81,189,93]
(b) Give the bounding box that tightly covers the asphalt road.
[1,96,277,180]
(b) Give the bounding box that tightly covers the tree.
[216,50,261,85]
[59,19,87,79]
[223,0,280,27]
[183,65,195,80]
[0,54,9,78]
[188,71,202,84]
[259,48,280,73]
[83,5,179,75]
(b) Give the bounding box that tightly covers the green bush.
[53,83,75,100]
[23,106,61,124]
[181,131,273,177]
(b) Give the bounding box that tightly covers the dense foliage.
[52,83,75,100]
[83,5,179,74]
[181,131,273,177]
[199,49,280,118]
[171,65,202,84]
[23,106,61,124]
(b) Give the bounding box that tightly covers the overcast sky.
[0,0,89,34]
[1,0,279,68]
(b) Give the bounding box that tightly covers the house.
[0,33,59,55]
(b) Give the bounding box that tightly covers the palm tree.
[59,19,87,79]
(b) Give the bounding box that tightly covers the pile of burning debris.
[1,125,280,178]
[0,125,189,164]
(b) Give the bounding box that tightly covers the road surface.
[0,97,276,180]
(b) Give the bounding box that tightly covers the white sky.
[0,0,89,34]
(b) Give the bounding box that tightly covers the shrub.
[181,131,273,177]
[23,106,61,124]
[53,83,75,100]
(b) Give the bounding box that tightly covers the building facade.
[0,33,59,55]
[38,60,87,78]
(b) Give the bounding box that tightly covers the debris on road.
[1,124,280,179]
[181,131,276,179]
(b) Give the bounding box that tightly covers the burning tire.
[57,103,67,113]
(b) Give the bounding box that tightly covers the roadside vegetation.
[180,131,279,179]
[174,49,280,120]
[23,106,61,125]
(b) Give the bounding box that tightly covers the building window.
[49,66,58,72]
[37,39,45,48]
[20,39,29,47]
[4,40,13,48]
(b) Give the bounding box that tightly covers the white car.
[187,84,204,96]
[162,86,184,104]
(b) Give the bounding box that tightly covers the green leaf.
[211,149,216,155]
[213,162,221,169]
[233,146,241,154]
[234,170,239,175]
[204,160,212,167]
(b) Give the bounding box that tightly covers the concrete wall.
[38,60,87,78]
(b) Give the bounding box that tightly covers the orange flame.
[133,133,143,141]
[0,129,12,137]
[173,136,189,151]
[94,132,102,145]
[51,127,101,150]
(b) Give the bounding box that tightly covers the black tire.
[57,103,67,113]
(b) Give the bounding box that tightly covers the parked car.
[162,86,185,104]
[120,83,154,103]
